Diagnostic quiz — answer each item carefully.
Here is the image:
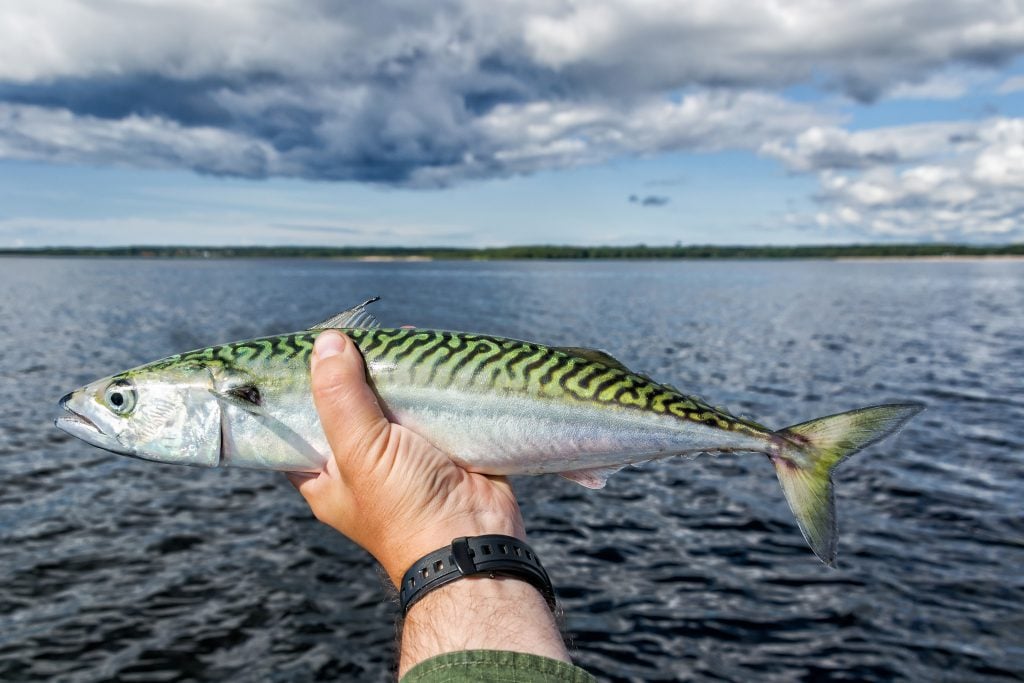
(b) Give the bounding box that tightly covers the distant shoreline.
[835,255,1024,262]
[353,255,434,262]
[1,244,1022,260]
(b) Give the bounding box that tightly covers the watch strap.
[399,535,555,614]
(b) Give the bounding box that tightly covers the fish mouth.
[55,392,134,456]
[55,392,101,434]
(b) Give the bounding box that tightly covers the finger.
[310,330,390,477]
[286,472,324,506]
[286,471,319,490]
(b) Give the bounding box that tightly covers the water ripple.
[0,258,1021,681]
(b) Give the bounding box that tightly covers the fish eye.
[104,379,137,416]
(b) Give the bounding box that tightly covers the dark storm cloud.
[0,2,1022,186]
[0,75,239,126]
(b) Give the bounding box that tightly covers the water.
[1,258,1021,682]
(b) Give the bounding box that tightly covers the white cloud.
[997,74,1024,93]
[520,0,1024,99]
[761,121,980,173]
[0,1,1023,242]
[443,90,827,183]
[0,2,356,82]
[0,213,474,247]
[0,103,277,176]
[783,118,1024,239]
[887,73,973,100]
[0,91,827,187]
[973,119,1024,187]
[4,1,1022,95]
[0,0,1022,186]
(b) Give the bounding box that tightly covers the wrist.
[406,573,546,616]
[398,535,555,614]
[400,574,569,675]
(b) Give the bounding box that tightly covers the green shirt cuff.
[401,649,596,683]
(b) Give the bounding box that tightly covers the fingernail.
[314,330,346,364]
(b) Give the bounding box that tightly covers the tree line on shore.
[2,243,1023,259]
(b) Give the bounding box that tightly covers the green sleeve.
[400,649,596,683]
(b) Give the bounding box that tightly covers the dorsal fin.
[555,346,630,372]
[311,297,381,330]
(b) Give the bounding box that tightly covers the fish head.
[56,360,222,466]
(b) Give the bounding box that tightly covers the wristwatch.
[399,535,556,613]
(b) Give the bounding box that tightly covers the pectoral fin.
[211,388,324,470]
[210,385,265,415]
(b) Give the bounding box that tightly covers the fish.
[56,297,923,566]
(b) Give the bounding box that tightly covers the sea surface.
[0,258,1021,682]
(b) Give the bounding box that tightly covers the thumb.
[310,330,390,476]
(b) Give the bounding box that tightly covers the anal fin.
[559,465,625,489]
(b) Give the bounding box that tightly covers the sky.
[1,1,1023,248]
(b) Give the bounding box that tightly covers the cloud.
[271,223,363,235]
[0,1,1022,186]
[629,194,669,207]
[452,90,826,183]
[781,118,1024,240]
[0,87,826,187]
[885,72,974,100]
[645,176,687,188]
[1,1,1023,244]
[0,214,476,247]
[521,2,1024,100]
[0,103,276,176]
[761,121,981,173]
[997,75,1024,94]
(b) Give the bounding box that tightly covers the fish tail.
[771,403,924,567]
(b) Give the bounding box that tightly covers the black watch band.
[399,535,556,614]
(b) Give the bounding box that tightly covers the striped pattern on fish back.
[144,328,767,435]
[350,328,767,436]
[144,333,317,370]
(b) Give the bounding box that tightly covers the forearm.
[399,575,569,677]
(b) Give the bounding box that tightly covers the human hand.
[290,331,570,673]
[288,330,527,586]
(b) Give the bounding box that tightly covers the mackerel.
[56,298,922,566]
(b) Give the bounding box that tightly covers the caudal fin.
[772,403,924,567]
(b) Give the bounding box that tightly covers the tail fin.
[772,403,924,567]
